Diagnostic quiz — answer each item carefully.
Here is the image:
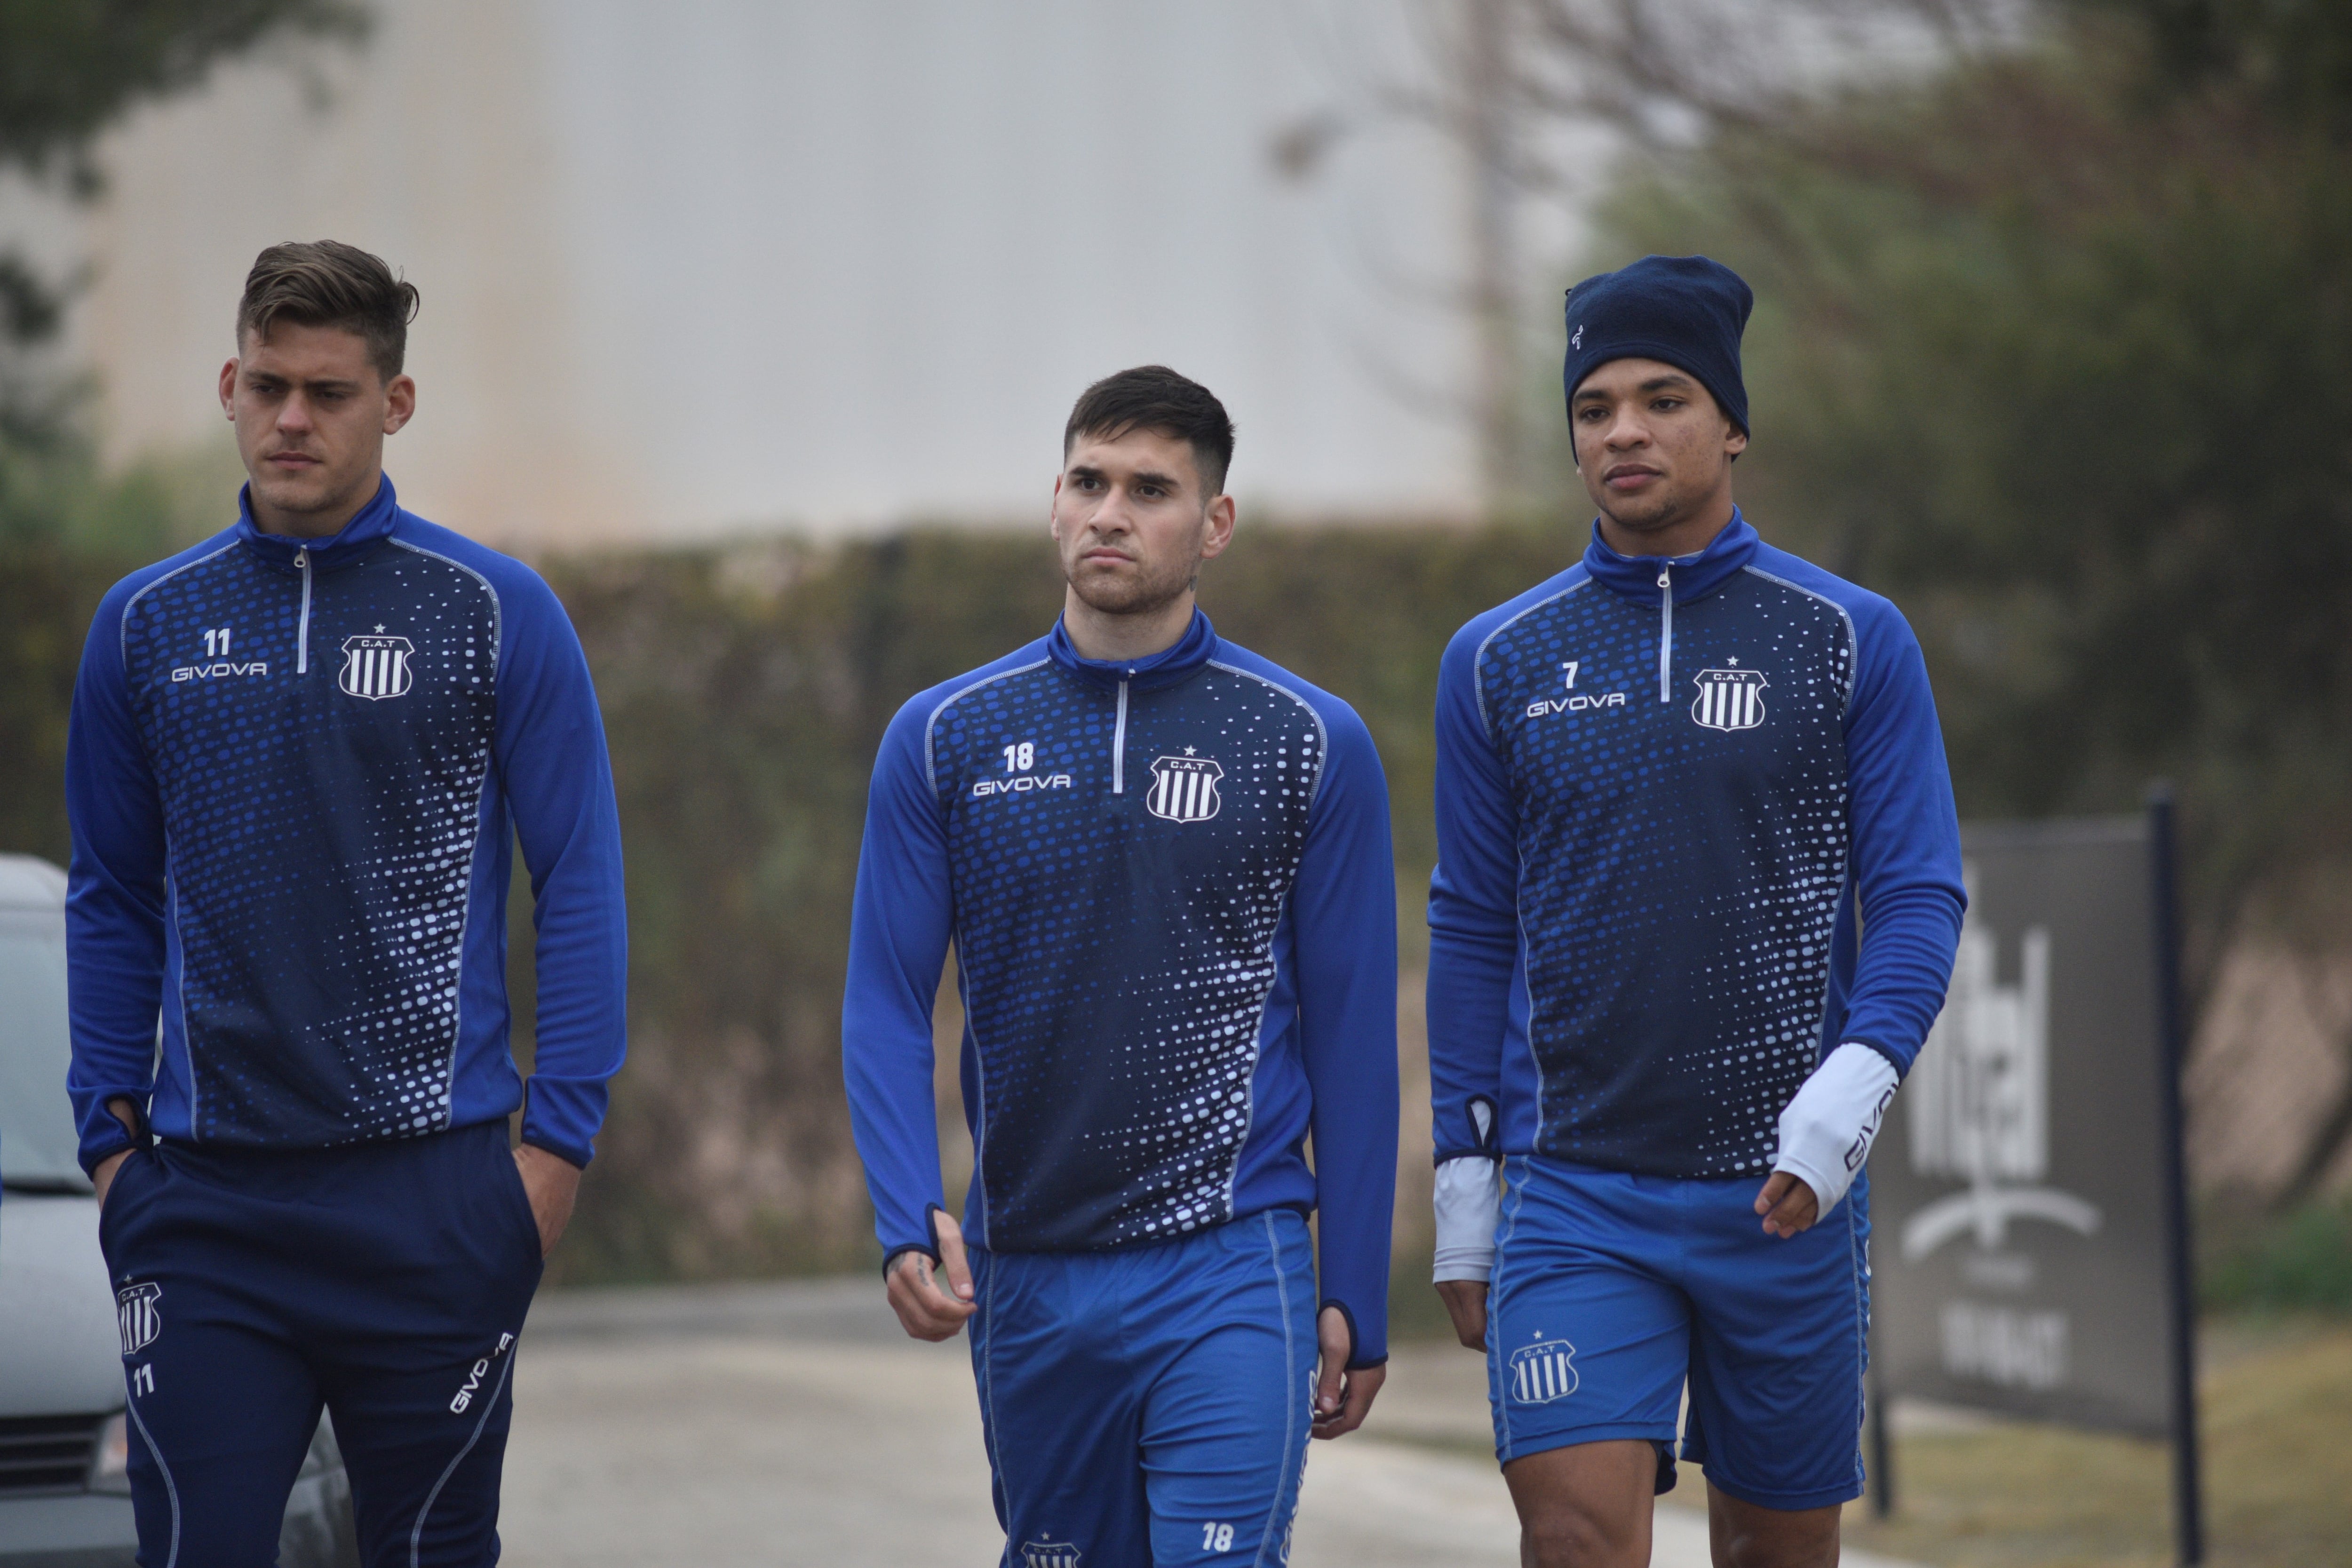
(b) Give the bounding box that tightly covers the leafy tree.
[0,0,365,543]
[1484,0,2352,1202]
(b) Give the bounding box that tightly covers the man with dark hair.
[67,240,627,1564]
[1425,256,1964,1568]
[844,364,1398,1566]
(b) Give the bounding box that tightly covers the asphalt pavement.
[500,1279,1929,1568]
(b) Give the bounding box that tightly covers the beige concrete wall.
[2,0,1482,546]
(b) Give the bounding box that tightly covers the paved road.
[501,1280,1927,1568]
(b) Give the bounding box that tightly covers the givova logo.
[116,1282,162,1356]
[1509,1333,1578,1404]
[973,773,1073,798]
[449,1330,516,1414]
[1526,658,1628,720]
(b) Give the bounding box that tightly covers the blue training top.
[64,477,628,1176]
[843,611,1400,1365]
[1427,513,1964,1178]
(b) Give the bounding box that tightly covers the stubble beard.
[246,438,366,523]
[1065,549,1200,620]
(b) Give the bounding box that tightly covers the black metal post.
[1867,1364,1895,1519]
[2147,785,2206,1567]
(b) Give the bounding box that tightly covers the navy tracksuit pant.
[97,1121,543,1567]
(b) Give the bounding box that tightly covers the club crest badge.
[339,629,415,700]
[1691,662,1767,732]
[1146,751,1223,824]
[1509,1333,1578,1404]
[116,1282,163,1356]
[1020,1541,1082,1567]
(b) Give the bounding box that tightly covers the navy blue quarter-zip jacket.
[842,613,1401,1365]
[1427,514,1964,1177]
[65,478,627,1175]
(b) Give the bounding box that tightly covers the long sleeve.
[496,571,630,1168]
[1425,621,1518,1164]
[842,699,956,1264]
[1290,706,1399,1367]
[1836,599,1966,1075]
[64,585,167,1174]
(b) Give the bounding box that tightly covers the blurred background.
[3,3,2349,1561]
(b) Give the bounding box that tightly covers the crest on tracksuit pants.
[116,1282,163,1355]
[1020,1540,1081,1567]
[1146,752,1223,823]
[339,631,415,700]
[1690,663,1768,732]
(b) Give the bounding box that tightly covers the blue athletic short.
[969,1208,1317,1568]
[1485,1156,1870,1512]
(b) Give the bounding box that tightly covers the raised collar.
[1580,509,1759,608]
[1045,607,1220,693]
[235,475,402,570]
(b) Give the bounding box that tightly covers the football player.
[68,241,627,1565]
[843,365,1399,1568]
[1426,255,1965,1568]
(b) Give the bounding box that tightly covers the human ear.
[1199,493,1237,561]
[382,374,417,435]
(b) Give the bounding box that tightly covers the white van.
[0,854,357,1566]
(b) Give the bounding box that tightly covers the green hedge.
[0,526,1577,1281]
[2202,1197,2352,1317]
[534,525,1572,1281]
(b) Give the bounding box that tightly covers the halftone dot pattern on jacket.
[930,663,1324,1251]
[1475,568,1854,1177]
[120,543,498,1146]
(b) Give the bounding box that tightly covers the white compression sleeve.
[1432,1156,1502,1282]
[1771,1042,1900,1218]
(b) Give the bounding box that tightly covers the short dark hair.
[236,240,420,380]
[1063,365,1236,496]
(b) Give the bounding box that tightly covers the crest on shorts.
[1690,662,1767,732]
[1146,751,1223,824]
[1020,1541,1082,1568]
[116,1282,162,1356]
[1509,1332,1579,1404]
[339,630,415,700]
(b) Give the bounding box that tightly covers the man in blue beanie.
[1423,254,1965,1566]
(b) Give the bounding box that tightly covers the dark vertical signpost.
[1867,805,2205,1565]
[2147,789,2205,1566]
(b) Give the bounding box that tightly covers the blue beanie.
[1562,255,1752,460]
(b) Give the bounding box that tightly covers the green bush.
[2203,1198,2352,1316]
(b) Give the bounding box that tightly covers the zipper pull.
[295,548,314,674]
[1112,678,1129,795]
[1656,566,1673,701]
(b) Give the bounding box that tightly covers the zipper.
[1112,679,1129,794]
[1656,566,1672,701]
[296,549,314,673]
